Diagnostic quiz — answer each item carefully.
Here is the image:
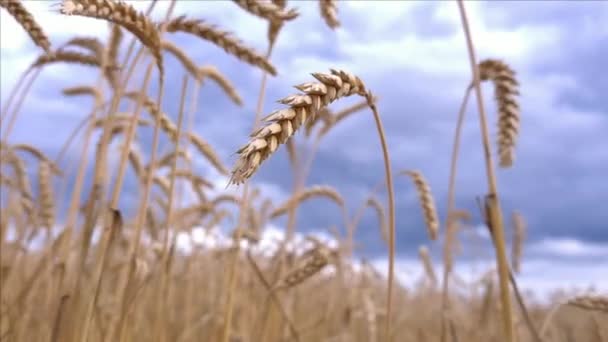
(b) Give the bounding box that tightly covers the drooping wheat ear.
[153,175,171,197]
[11,144,61,174]
[176,203,216,224]
[319,0,340,29]
[401,170,439,240]
[161,40,202,82]
[164,15,277,76]
[231,227,260,244]
[267,0,287,45]
[272,242,333,291]
[478,59,520,168]
[198,65,243,106]
[270,185,344,218]
[212,193,241,207]
[59,36,104,58]
[188,133,229,176]
[233,0,298,22]
[32,50,101,68]
[123,91,181,140]
[366,197,387,246]
[205,209,232,231]
[5,150,34,202]
[37,161,55,229]
[418,245,437,286]
[157,149,191,169]
[62,85,102,103]
[58,0,164,81]
[229,69,367,185]
[169,169,215,191]
[0,0,51,52]
[566,295,608,313]
[511,211,526,274]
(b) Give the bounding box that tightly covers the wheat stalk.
[418,245,437,286]
[478,59,520,168]
[0,0,51,52]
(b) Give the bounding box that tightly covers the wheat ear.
[164,15,277,75]
[270,185,344,218]
[59,36,104,58]
[37,161,55,230]
[58,0,164,81]
[511,211,525,274]
[319,0,340,29]
[566,295,608,313]
[401,170,439,240]
[478,59,520,168]
[0,0,50,52]
[32,50,101,68]
[232,0,298,22]
[198,65,243,106]
[228,69,367,184]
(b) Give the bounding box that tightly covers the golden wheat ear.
[0,0,51,52]
[478,59,520,168]
[400,170,439,241]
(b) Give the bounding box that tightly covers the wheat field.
[0,1,606,341]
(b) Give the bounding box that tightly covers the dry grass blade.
[229,69,367,184]
[233,0,298,22]
[478,59,520,168]
[164,15,277,76]
[401,170,439,240]
[318,0,340,29]
[270,185,344,218]
[58,0,164,81]
[0,0,51,52]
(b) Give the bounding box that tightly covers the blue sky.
[1,0,607,294]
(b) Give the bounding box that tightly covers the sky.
[1,0,607,295]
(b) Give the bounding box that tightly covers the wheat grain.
[229,69,367,184]
[478,59,520,168]
[0,0,50,52]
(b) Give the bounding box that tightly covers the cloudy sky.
[1,0,607,294]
